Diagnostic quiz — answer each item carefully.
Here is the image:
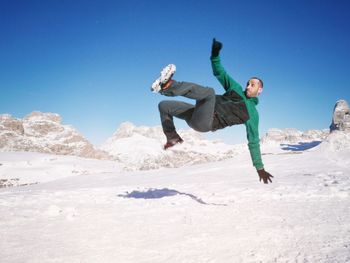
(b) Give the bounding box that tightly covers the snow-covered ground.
[1,137,350,262]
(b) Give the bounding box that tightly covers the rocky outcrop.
[314,99,350,152]
[0,112,110,160]
[330,99,350,132]
[0,114,24,135]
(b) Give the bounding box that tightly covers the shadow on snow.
[280,141,322,151]
[118,188,227,206]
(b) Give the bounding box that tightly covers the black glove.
[211,38,223,57]
[257,169,274,184]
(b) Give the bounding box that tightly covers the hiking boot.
[151,64,176,93]
[164,137,184,150]
[163,130,183,150]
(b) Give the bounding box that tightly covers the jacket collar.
[249,97,259,105]
[243,91,259,105]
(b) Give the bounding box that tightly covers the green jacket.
[211,56,264,170]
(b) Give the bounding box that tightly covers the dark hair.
[247,77,264,88]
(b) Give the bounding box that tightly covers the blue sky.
[1,0,350,145]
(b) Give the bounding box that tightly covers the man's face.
[245,78,261,98]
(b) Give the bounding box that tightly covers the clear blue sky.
[1,0,350,145]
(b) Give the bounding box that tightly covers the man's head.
[245,77,263,98]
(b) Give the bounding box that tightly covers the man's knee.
[158,101,169,112]
[158,101,166,112]
[205,87,215,97]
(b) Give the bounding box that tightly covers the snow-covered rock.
[0,112,110,160]
[261,128,328,144]
[0,114,24,135]
[316,130,350,152]
[313,99,350,152]
[330,99,350,132]
[100,122,240,170]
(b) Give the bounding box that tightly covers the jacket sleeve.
[245,113,264,170]
[211,56,244,97]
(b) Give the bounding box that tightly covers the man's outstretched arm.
[246,117,274,184]
[210,38,244,96]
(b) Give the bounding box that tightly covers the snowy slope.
[0,152,122,188]
[1,138,350,262]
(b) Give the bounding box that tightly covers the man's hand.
[211,38,223,57]
[257,169,274,184]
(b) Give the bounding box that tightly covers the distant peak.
[24,111,62,124]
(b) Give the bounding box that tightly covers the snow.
[316,130,350,152]
[1,137,350,262]
[100,122,246,170]
[0,152,122,187]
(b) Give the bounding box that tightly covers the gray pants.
[158,80,216,133]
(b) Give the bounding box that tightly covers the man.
[151,38,273,184]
